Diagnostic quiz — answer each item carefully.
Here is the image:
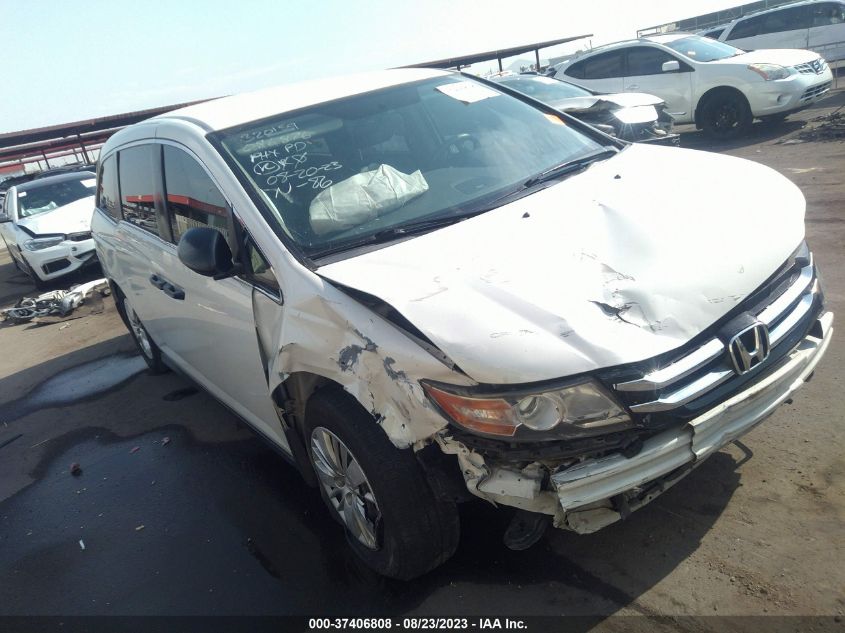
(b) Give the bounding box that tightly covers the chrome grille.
[801,81,832,101]
[793,59,827,75]
[613,255,819,415]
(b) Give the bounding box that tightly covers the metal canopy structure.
[1,33,592,177]
[0,99,212,175]
[402,34,593,72]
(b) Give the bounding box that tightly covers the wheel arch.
[694,85,750,128]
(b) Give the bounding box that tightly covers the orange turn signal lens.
[423,384,518,437]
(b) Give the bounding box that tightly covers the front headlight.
[24,236,65,251]
[748,63,792,81]
[422,379,631,439]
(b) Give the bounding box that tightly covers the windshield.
[664,36,743,62]
[496,76,593,101]
[216,75,607,259]
[17,177,96,218]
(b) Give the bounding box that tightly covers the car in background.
[550,33,833,137]
[0,171,98,286]
[699,24,731,40]
[493,72,678,144]
[0,163,98,215]
[713,1,845,65]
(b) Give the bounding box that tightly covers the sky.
[1,0,745,134]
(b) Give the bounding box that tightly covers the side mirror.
[0,213,10,223]
[662,60,680,72]
[177,227,234,278]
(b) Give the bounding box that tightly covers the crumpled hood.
[17,196,95,236]
[715,48,820,67]
[319,144,805,384]
[554,92,664,112]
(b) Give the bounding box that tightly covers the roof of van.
[155,68,450,133]
[727,0,842,22]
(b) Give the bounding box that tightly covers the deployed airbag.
[309,164,428,235]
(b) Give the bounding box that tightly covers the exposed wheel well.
[695,86,750,128]
[271,372,347,488]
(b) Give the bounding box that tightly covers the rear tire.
[701,91,752,139]
[305,387,460,580]
[122,296,169,374]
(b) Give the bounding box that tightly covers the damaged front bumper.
[435,311,833,534]
[551,311,833,533]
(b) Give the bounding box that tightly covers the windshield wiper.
[308,212,483,260]
[522,148,618,188]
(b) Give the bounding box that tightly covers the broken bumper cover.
[24,237,98,281]
[550,311,833,533]
[636,132,680,146]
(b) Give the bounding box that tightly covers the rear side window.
[728,15,764,39]
[97,155,121,220]
[162,145,230,244]
[625,47,678,75]
[119,145,160,237]
[580,51,624,79]
[564,60,586,79]
[810,2,845,26]
[760,6,810,33]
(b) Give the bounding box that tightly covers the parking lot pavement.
[1,93,844,622]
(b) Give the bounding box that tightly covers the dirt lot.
[1,92,843,626]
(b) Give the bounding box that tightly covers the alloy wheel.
[310,426,381,550]
[124,299,153,360]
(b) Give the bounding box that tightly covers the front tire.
[305,387,460,580]
[702,92,752,139]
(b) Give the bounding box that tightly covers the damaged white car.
[0,171,98,286]
[491,72,678,144]
[92,69,833,579]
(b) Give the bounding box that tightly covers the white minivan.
[715,1,845,65]
[92,69,833,579]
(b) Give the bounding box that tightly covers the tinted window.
[580,51,624,79]
[626,47,678,75]
[97,155,121,220]
[162,145,230,244]
[119,145,160,236]
[702,28,725,39]
[760,5,810,33]
[564,60,586,79]
[810,2,845,25]
[728,15,764,39]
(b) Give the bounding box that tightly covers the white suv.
[92,69,832,579]
[550,34,833,137]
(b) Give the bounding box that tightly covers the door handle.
[149,274,166,290]
[150,274,185,300]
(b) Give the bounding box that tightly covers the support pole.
[76,133,91,164]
